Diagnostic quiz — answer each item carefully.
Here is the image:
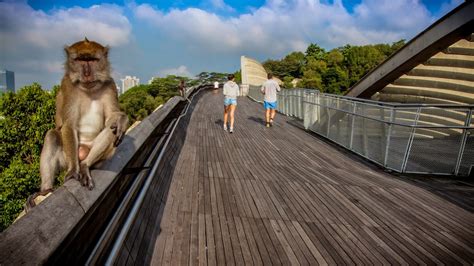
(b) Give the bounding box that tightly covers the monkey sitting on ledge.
[32,38,128,205]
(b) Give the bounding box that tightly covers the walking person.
[179,79,186,97]
[261,73,281,127]
[213,81,219,94]
[223,74,239,133]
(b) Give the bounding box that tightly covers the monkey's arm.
[106,112,128,146]
[58,80,81,178]
[61,120,80,180]
[104,85,129,146]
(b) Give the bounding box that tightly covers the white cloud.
[133,0,439,59]
[207,0,235,12]
[158,65,193,77]
[0,1,132,89]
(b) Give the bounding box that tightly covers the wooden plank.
[261,219,290,265]
[270,219,300,265]
[246,217,272,265]
[239,217,264,265]
[219,216,236,265]
[226,216,245,265]
[198,214,207,266]
[292,221,329,266]
[212,215,226,265]
[205,214,217,266]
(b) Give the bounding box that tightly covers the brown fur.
[39,38,128,191]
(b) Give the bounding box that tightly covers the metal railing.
[248,86,474,176]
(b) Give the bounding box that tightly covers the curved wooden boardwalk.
[126,90,474,265]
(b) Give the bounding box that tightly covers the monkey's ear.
[64,45,70,56]
[104,46,109,57]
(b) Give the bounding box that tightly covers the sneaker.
[270,119,274,127]
[223,124,227,131]
[229,127,234,133]
[266,123,270,128]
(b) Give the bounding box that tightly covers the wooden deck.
[131,90,474,265]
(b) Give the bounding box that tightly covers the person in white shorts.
[261,73,281,127]
[223,74,239,133]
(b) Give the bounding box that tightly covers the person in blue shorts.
[261,73,281,127]
[223,74,239,133]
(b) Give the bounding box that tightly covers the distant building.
[120,75,140,94]
[148,77,157,84]
[0,70,15,93]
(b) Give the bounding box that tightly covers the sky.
[0,0,464,90]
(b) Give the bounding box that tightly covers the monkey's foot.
[64,170,81,182]
[24,189,54,213]
[80,164,94,190]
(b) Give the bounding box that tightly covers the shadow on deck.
[119,90,474,265]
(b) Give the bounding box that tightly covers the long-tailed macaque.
[39,38,128,191]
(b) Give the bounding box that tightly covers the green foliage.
[119,74,204,124]
[282,76,294,89]
[0,83,56,231]
[258,40,405,94]
[233,70,242,83]
[305,43,326,61]
[263,52,305,79]
[196,72,228,84]
[119,86,157,123]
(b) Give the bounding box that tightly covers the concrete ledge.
[0,95,184,265]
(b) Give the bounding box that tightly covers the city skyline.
[0,70,15,93]
[1,0,463,90]
[120,75,140,94]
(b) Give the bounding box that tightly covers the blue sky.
[1,0,463,90]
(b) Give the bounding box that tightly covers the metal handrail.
[303,100,474,129]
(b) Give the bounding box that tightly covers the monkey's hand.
[80,163,94,190]
[108,114,128,147]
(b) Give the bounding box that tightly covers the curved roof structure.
[241,55,282,86]
[345,2,474,105]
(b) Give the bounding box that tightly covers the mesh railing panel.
[248,88,473,176]
[351,115,387,164]
[405,128,464,174]
[328,108,352,148]
[386,125,412,171]
[248,85,263,102]
[458,129,473,176]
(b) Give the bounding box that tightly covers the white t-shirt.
[261,79,281,102]
[214,81,219,89]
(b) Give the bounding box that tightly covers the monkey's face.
[65,39,111,91]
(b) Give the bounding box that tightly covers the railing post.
[349,102,356,149]
[384,108,394,167]
[454,108,472,175]
[402,107,421,173]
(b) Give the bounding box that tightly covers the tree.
[119,85,159,123]
[196,72,228,84]
[281,52,305,78]
[233,70,242,83]
[305,43,326,61]
[0,83,56,231]
[341,44,385,86]
[282,76,294,89]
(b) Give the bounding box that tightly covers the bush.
[0,83,56,231]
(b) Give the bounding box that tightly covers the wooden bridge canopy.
[119,90,474,265]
